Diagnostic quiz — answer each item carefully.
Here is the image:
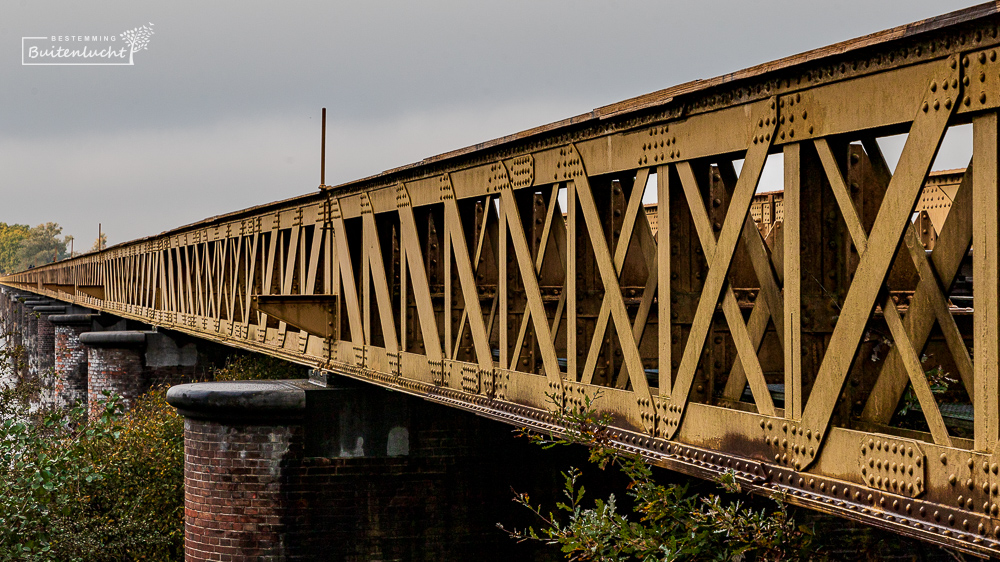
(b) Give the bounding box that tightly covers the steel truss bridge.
[9,3,1000,556]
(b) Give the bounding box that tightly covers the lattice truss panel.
[11,5,1000,556]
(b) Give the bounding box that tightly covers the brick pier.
[167,376,576,561]
[49,313,95,408]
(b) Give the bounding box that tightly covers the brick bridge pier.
[0,287,576,561]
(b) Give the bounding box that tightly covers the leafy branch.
[500,392,819,561]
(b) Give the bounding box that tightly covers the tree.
[91,232,107,252]
[120,23,154,65]
[0,223,29,275]
[16,223,70,270]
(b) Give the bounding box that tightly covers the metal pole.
[320,108,327,187]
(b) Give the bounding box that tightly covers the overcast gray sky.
[2,1,979,248]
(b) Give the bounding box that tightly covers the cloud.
[0,97,584,244]
[0,0,978,249]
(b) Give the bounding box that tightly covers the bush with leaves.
[211,353,308,382]
[0,386,184,561]
[0,339,305,561]
[499,394,818,562]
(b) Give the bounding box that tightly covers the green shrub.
[0,387,184,561]
[0,340,303,561]
[500,394,818,562]
[211,353,308,381]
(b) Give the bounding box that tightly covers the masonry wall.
[82,330,230,415]
[36,314,55,369]
[0,293,17,388]
[10,301,25,383]
[281,408,530,560]
[177,380,590,562]
[0,291,590,561]
[23,308,37,380]
[0,295,20,387]
[88,345,145,410]
[184,420,302,560]
[53,324,89,408]
[145,332,211,389]
[36,313,57,407]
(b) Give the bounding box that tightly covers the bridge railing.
[7,3,1000,555]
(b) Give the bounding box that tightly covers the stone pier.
[79,329,207,415]
[0,289,581,561]
[167,375,577,562]
[33,304,66,407]
[20,298,46,382]
[50,314,96,408]
[80,330,148,413]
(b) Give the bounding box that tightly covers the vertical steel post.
[973,112,999,452]
[321,108,327,187]
[784,144,802,420]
